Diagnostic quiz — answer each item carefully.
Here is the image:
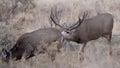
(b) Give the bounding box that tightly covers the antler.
[50,6,63,28]
[69,12,88,30]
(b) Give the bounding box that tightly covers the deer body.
[51,11,114,62]
[2,28,62,61]
[69,13,113,43]
[61,13,114,62]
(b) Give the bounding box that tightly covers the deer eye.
[66,31,70,33]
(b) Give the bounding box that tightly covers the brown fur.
[2,28,62,61]
[52,12,114,62]
[62,13,114,61]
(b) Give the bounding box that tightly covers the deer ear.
[2,49,9,60]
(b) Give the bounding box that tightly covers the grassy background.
[0,0,120,68]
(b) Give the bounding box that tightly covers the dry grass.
[0,0,120,68]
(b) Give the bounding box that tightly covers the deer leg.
[103,33,112,55]
[57,37,64,52]
[57,43,61,52]
[78,42,87,62]
[16,56,22,60]
[21,50,32,63]
[26,51,35,60]
[108,33,112,55]
[21,54,26,63]
[47,49,56,62]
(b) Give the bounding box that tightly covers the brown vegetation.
[0,0,120,68]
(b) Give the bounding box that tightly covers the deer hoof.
[78,52,84,63]
[79,55,84,63]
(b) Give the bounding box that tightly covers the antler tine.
[69,11,88,30]
[69,21,80,31]
[50,7,63,28]
[79,11,88,24]
[54,6,63,23]
[49,8,54,27]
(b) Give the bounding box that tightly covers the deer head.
[50,9,88,40]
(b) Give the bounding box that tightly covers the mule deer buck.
[1,8,64,62]
[51,12,114,62]
[2,27,63,62]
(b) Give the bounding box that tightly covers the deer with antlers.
[51,11,114,62]
[1,7,64,62]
